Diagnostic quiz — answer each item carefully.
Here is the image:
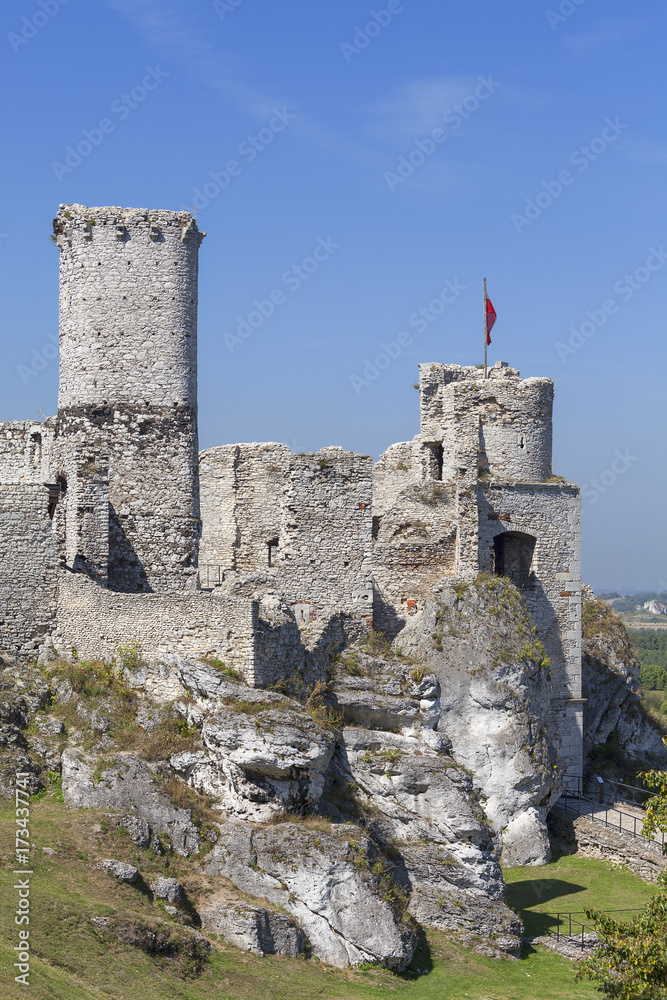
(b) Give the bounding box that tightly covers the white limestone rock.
[200,892,307,957]
[582,596,667,767]
[97,859,139,882]
[205,818,416,969]
[396,578,559,866]
[154,876,182,903]
[338,727,487,846]
[180,702,336,821]
[61,749,200,856]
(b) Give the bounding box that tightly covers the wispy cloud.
[364,77,474,140]
[562,19,653,56]
[105,0,284,117]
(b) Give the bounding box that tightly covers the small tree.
[577,894,667,999]
[577,742,667,998]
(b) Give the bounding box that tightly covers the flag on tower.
[485,296,497,345]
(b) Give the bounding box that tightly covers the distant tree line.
[633,630,667,673]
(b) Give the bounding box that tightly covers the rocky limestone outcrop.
[200,889,307,958]
[205,817,416,969]
[0,645,527,967]
[394,576,560,866]
[0,663,51,795]
[321,725,521,955]
[195,699,335,821]
[61,749,200,855]
[582,596,667,768]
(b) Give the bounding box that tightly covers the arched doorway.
[494,531,536,588]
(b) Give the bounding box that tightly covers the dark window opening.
[494,531,536,588]
[518,434,526,450]
[435,444,445,481]
[267,538,279,567]
[372,516,381,541]
[48,474,67,520]
[425,442,445,481]
[30,432,42,468]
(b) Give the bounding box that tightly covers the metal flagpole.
[483,277,488,379]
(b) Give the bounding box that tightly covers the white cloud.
[105,0,283,117]
[563,19,652,56]
[364,77,476,140]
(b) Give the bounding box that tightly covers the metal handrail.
[199,564,225,588]
[539,908,643,946]
[560,789,666,851]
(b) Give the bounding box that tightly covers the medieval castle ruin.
[0,205,583,785]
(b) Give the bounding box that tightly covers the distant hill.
[604,592,667,614]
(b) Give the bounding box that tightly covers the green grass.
[0,796,657,1000]
[503,854,657,937]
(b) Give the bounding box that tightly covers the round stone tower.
[53,204,205,592]
[419,362,553,483]
[477,369,553,482]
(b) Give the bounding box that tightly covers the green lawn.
[0,796,658,1000]
[504,854,658,937]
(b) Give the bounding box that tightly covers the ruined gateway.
[0,206,587,967]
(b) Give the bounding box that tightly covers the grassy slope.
[0,795,656,1000]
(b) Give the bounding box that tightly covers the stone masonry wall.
[0,422,56,485]
[53,205,204,593]
[478,483,583,780]
[372,440,457,635]
[199,443,289,577]
[279,448,374,627]
[54,573,257,680]
[199,445,374,632]
[0,484,59,654]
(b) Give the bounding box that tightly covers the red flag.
[485,297,496,345]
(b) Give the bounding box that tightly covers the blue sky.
[1,0,665,592]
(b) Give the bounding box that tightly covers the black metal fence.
[539,908,643,946]
[560,788,666,852]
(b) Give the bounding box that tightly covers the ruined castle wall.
[279,449,373,629]
[372,441,458,635]
[199,443,289,579]
[477,483,583,779]
[0,484,58,654]
[53,205,204,593]
[0,422,55,484]
[54,573,257,679]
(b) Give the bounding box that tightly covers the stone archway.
[493,530,536,588]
